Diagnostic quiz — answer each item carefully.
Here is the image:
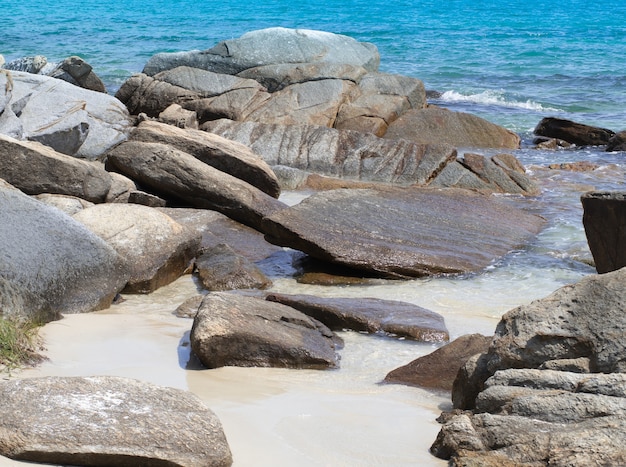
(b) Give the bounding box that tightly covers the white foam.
[439,89,559,112]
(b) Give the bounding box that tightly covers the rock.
[265,293,448,341]
[105,171,137,203]
[190,292,340,369]
[581,191,626,273]
[384,107,521,149]
[5,71,132,159]
[261,187,545,278]
[143,27,380,76]
[0,134,112,202]
[159,103,198,129]
[46,55,107,93]
[105,140,288,232]
[73,204,201,294]
[34,193,94,215]
[3,55,47,74]
[174,294,205,318]
[131,120,280,198]
[534,116,615,146]
[238,62,368,92]
[0,184,128,323]
[158,207,282,262]
[203,119,457,186]
[384,334,492,390]
[0,376,232,466]
[607,130,626,151]
[548,161,600,172]
[195,244,272,291]
[115,73,199,118]
[245,79,357,127]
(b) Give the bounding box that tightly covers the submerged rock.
[534,116,615,146]
[262,186,546,278]
[190,292,340,369]
[0,376,232,466]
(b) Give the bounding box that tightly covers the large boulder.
[534,116,615,146]
[0,376,232,466]
[265,293,449,342]
[130,120,280,198]
[143,27,380,76]
[432,268,626,466]
[261,187,546,278]
[204,119,457,186]
[0,183,128,323]
[46,55,107,93]
[0,71,132,159]
[0,134,112,202]
[384,107,521,149]
[190,292,340,369]
[581,191,626,273]
[73,204,201,294]
[105,140,288,231]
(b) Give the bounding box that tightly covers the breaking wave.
[438,90,560,112]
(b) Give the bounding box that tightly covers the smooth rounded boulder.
[0,376,232,466]
[0,183,128,323]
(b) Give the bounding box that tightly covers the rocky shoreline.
[1,27,624,466]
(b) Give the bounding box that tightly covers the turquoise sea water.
[2,0,625,135]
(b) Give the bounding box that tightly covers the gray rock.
[204,119,457,186]
[105,140,287,232]
[131,120,280,198]
[195,243,272,291]
[261,186,545,278]
[238,62,368,92]
[3,55,47,74]
[265,292,448,341]
[0,134,112,202]
[384,106,521,149]
[46,55,107,93]
[6,71,132,159]
[606,130,626,151]
[73,204,201,294]
[0,376,232,466]
[34,193,94,215]
[190,292,340,369]
[143,27,380,76]
[245,78,357,127]
[105,171,137,203]
[384,334,492,390]
[581,191,626,273]
[0,184,128,322]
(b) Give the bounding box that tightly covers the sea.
[2,1,626,466]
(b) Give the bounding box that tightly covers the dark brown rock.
[534,117,615,146]
[581,191,626,273]
[606,130,626,151]
[47,56,107,93]
[190,292,340,369]
[265,293,449,342]
[261,187,546,278]
[384,334,492,390]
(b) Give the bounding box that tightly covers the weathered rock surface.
[384,107,521,149]
[0,134,112,202]
[190,292,340,369]
[606,130,626,151]
[0,376,232,466]
[46,55,107,93]
[130,120,280,197]
[34,193,94,215]
[384,334,492,390]
[0,184,128,322]
[105,140,287,231]
[262,187,546,278]
[73,204,201,293]
[1,71,132,158]
[432,268,626,466]
[534,116,615,146]
[143,27,380,76]
[581,191,626,273]
[265,293,448,341]
[204,119,457,186]
[195,244,272,291]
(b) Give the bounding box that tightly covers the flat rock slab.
[266,292,449,342]
[0,376,232,466]
[262,187,546,278]
[191,292,340,369]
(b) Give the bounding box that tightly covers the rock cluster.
[430,268,626,466]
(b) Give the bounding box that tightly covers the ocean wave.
[438,90,560,112]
